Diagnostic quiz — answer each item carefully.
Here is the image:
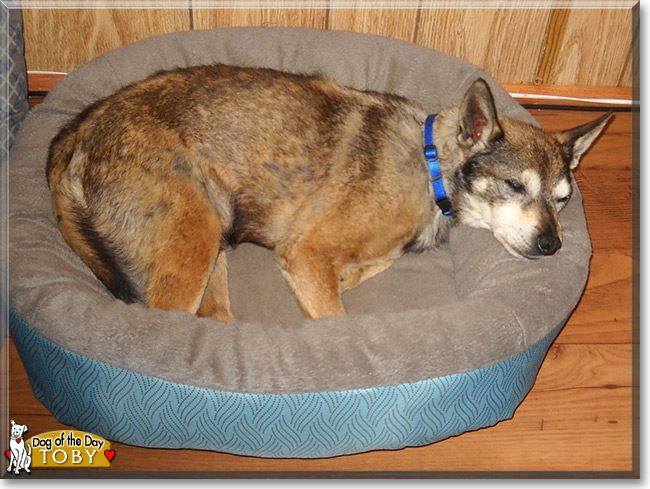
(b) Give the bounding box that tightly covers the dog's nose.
[537,232,561,256]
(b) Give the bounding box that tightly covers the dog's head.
[10,420,27,439]
[445,79,612,259]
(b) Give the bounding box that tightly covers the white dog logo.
[7,420,31,475]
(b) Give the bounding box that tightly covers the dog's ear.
[457,79,503,153]
[10,420,15,426]
[21,425,27,433]
[553,111,613,170]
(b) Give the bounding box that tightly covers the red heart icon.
[104,449,116,462]
[4,450,9,459]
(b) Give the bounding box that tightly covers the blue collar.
[424,114,452,216]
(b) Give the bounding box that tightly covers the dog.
[8,420,31,475]
[46,65,611,320]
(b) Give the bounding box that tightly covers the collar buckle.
[424,144,438,161]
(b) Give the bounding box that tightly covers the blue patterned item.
[10,310,562,458]
[423,114,452,216]
[1,6,29,154]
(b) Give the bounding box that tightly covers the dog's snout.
[537,230,561,256]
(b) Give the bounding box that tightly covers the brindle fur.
[47,65,611,319]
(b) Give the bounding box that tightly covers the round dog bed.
[9,27,591,458]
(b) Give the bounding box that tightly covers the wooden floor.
[6,107,637,477]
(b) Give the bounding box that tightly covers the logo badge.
[6,428,115,470]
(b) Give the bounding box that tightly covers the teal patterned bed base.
[9,310,562,458]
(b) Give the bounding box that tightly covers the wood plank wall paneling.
[540,8,633,86]
[22,6,634,88]
[327,8,419,43]
[536,8,571,85]
[23,8,191,72]
[417,8,550,84]
[192,7,328,31]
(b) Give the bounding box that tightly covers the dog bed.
[9,27,591,458]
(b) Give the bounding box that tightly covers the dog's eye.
[506,180,525,193]
[557,196,570,204]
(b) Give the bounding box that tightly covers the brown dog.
[47,65,611,320]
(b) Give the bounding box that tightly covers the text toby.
[26,430,113,468]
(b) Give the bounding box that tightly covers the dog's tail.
[47,117,143,304]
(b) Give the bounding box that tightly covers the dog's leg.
[276,242,345,319]
[340,259,394,291]
[196,250,233,321]
[145,193,224,317]
[275,202,402,317]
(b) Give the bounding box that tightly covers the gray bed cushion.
[9,27,591,394]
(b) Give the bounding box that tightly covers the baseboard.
[27,72,64,92]
[504,84,634,108]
